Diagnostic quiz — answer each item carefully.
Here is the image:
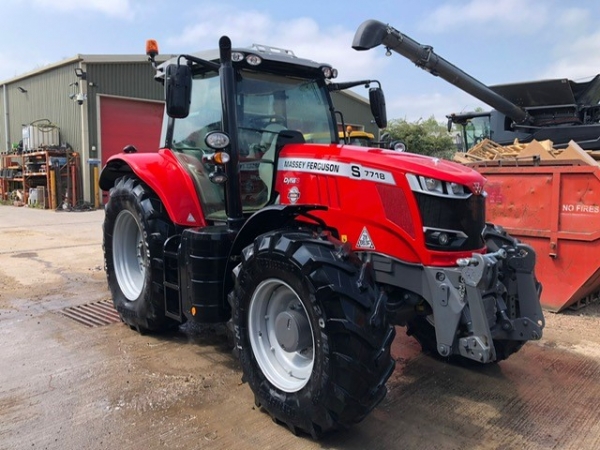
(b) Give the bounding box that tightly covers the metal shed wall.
[331,91,379,137]
[84,61,163,159]
[0,89,4,151]
[1,63,82,153]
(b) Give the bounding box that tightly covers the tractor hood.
[278,143,487,194]
[367,148,484,181]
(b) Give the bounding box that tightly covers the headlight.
[205,131,230,149]
[231,52,245,62]
[321,66,337,79]
[449,182,464,195]
[406,174,472,199]
[424,177,442,193]
[246,54,262,66]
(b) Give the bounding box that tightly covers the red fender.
[99,148,206,227]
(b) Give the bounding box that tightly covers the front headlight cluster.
[406,174,470,198]
[203,131,230,184]
[320,66,338,79]
[231,51,262,66]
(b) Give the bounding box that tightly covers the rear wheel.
[103,176,178,333]
[233,231,396,438]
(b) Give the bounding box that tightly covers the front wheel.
[232,231,396,438]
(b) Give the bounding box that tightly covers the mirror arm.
[178,54,220,72]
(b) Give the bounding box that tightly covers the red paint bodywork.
[105,143,488,267]
[275,144,487,267]
[104,149,206,227]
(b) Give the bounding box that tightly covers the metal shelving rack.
[0,150,79,209]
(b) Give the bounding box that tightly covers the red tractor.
[99,35,544,438]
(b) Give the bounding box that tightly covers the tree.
[384,116,456,159]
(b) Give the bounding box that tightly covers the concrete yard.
[1,205,599,450]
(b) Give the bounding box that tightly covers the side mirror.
[369,87,387,129]
[165,64,192,118]
[447,118,453,133]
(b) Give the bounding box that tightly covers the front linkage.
[386,224,545,364]
[432,224,544,363]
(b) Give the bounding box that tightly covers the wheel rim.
[113,210,146,301]
[248,278,315,392]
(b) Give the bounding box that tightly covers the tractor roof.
[156,44,332,80]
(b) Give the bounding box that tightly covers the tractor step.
[163,235,182,321]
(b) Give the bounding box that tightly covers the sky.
[2,0,600,122]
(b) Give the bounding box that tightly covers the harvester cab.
[98,32,544,439]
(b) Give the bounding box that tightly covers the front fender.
[223,204,328,298]
[99,149,206,227]
[229,204,328,258]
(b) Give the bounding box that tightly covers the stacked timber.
[453,139,600,166]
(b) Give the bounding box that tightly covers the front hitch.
[455,246,544,363]
[425,234,544,363]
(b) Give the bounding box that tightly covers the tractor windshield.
[166,69,334,218]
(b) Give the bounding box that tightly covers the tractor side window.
[169,74,226,218]
[171,74,222,151]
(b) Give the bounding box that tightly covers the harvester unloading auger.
[353,19,600,151]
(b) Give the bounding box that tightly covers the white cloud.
[31,0,135,19]
[559,8,590,28]
[541,30,600,80]
[420,0,549,34]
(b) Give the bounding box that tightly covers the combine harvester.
[353,19,600,311]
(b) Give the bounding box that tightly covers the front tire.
[233,231,395,438]
[103,176,178,333]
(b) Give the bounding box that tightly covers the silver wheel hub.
[248,278,315,393]
[113,210,146,301]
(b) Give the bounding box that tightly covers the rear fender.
[99,149,206,227]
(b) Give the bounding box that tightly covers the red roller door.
[99,96,164,166]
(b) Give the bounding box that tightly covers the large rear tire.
[103,176,178,333]
[232,230,396,438]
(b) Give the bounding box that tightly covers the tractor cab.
[151,39,386,227]
[164,62,335,216]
